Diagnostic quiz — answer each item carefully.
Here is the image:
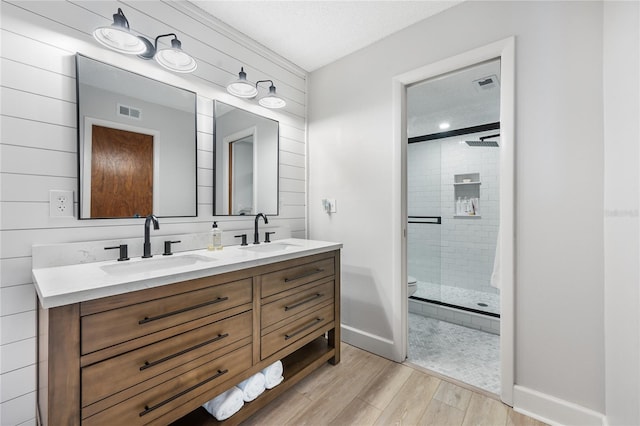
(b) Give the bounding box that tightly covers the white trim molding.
[341,324,398,361]
[392,36,516,405]
[514,385,606,426]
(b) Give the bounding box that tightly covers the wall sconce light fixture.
[227,67,286,109]
[93,8,197,73]
[227,67,258,98]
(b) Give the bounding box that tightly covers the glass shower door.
[407,140,442,301]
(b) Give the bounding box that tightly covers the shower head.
[466,140,499,147]
[465,133,500,147]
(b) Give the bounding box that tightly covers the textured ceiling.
[191,1,462,72]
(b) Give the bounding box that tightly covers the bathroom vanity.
[33,239,341,425]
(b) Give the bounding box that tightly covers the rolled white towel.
[202,386,244,421]
[263,374,283,389]
[237,373,266,402]
[261,360,284,389]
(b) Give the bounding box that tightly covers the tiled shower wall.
[407,132,500,297]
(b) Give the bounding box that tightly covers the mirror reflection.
[214,101,279,216]
[76,54,197,219]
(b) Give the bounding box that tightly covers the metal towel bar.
[408,216,441,225]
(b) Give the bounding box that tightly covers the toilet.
[408,276,417,297]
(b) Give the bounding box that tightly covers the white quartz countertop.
[33,238,342,309]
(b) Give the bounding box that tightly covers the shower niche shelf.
[454,173,481,218]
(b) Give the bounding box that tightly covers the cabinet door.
[83,345,252,426]
[261,258,334,299]
[261,279,334,331]
[82,311,252,407]
[81,279,252,354]
[261,303,334,360]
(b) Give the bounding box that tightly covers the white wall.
[308,0,606,421]
[0,1,307,424]
[603,2,640,425]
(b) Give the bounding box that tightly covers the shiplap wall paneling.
[0,1,308,424]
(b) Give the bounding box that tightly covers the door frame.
[222,126,258,215]
[392,37,515,405]
[82,117,161,218]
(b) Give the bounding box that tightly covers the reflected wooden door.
[91,125,153,218]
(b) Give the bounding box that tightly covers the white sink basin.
[101,254,215,276]
[241,242,300,253]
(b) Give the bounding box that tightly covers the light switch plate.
[323,198,337,213]
[328,199,337,213]
[50,190,74,217]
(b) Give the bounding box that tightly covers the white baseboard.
[340,323,401,361]
[513,385,605,426]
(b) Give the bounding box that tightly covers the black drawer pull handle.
[139,333,229,371]
[139,368,229,417]
[138,297,229,325]
[284,268,324,283]
[284,318,324,340]
[284,293,324,311]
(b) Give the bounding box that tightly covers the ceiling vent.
[117,103,141,120]
[472,75,499,92]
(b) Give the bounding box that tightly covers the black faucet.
[253,213,268,244]
[143,214,160,258]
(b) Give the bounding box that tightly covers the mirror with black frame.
[76,54,197,219]
[214,101,279,216]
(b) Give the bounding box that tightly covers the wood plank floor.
[241,342,546,426]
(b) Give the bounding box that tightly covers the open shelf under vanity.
[171,337,335,425]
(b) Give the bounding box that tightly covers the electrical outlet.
[50,190,74,217]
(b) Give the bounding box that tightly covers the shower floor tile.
[413,281,500,315]
[408,312,500,395]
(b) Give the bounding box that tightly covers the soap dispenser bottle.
[209,222,223,251]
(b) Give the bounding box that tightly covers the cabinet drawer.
[82,310,252,408]
[261,303,334,360]
[261,258,334,299]
[261,280,334,331]
[81,278,252,355]
[83,344,252,426]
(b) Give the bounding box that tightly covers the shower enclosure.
[407,132,500,318]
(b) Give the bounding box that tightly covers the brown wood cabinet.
[38,249,340,426]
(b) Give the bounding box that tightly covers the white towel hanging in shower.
[490,229,501,289]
